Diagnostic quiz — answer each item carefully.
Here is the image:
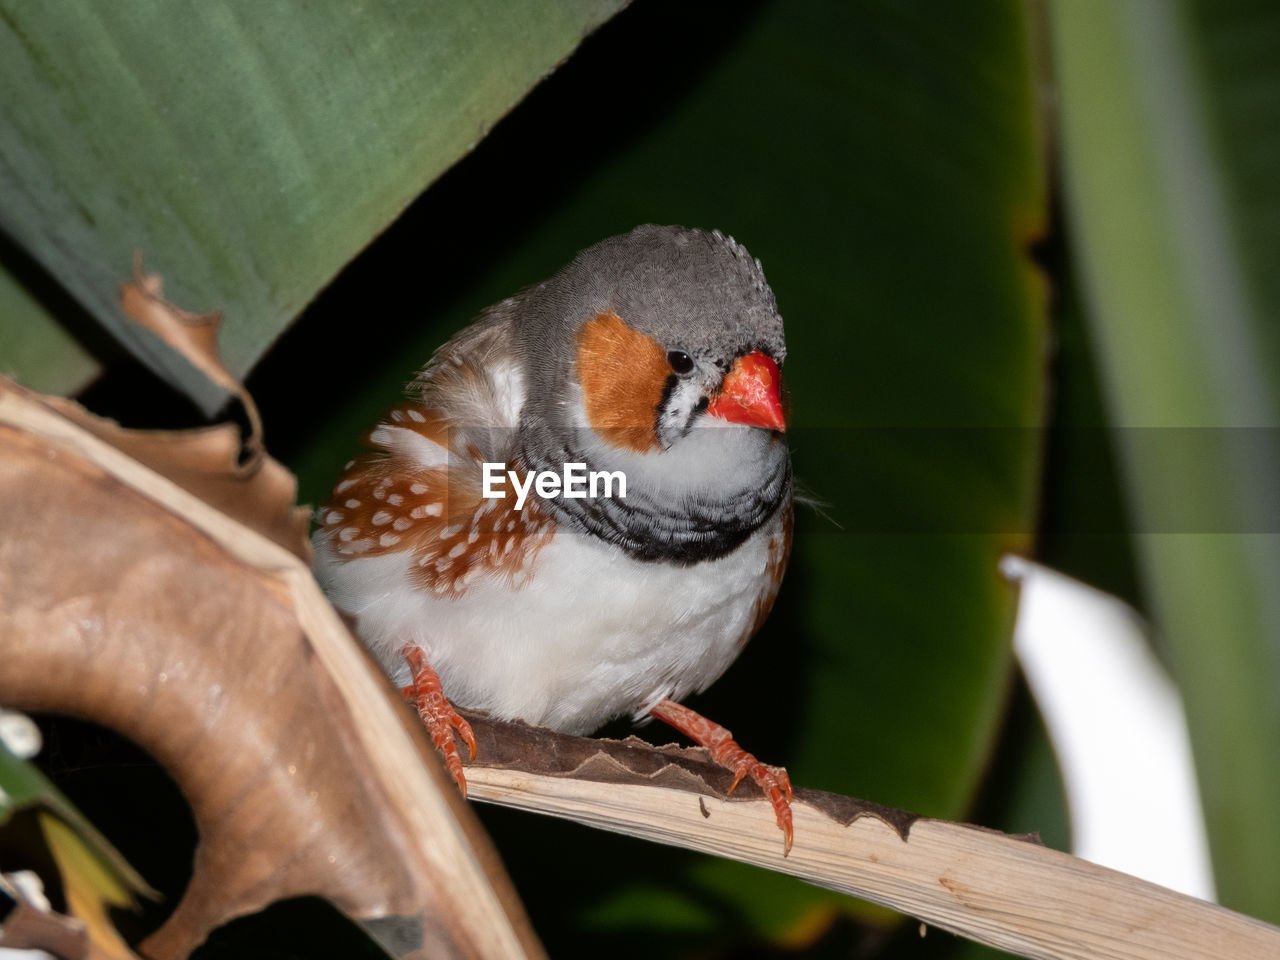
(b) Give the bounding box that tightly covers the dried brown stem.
[456,710,1280,959]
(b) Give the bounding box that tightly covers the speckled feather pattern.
[317,402,554,596]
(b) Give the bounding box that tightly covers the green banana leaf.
[1050,0,1280,925]
[0,0,627,411]
[0,269,100,395]
[272,0,1047,950]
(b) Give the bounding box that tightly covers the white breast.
[313,508,782,735]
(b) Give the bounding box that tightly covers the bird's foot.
[648,698,794,856]
[400,645,476,797]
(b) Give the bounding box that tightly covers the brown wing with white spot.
[319,398,554,596]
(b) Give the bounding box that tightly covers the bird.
[312,224,796,852]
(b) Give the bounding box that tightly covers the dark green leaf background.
[260,0,1047,952]
[6,1,1064,957]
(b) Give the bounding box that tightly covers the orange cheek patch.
[576,310,668,453]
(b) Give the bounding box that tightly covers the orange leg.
[399,645,477,797]
[648,698,793,856]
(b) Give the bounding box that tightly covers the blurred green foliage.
[1050,0,1280,924]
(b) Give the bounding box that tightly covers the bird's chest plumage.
[317,508,785,735]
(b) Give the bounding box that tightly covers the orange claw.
[400,645,476,796]
[648,698,794,856]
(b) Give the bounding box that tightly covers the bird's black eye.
[667,350,694,375]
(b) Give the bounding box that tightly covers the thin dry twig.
[457,705,1280,960]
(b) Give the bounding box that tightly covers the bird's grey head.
[558,224,785,366]
[516,224,787,451]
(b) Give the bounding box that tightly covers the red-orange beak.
[707,351,786,432]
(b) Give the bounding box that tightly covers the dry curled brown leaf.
[101,264,312,560]
[0,376,542,960]
[40,396,311,563]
